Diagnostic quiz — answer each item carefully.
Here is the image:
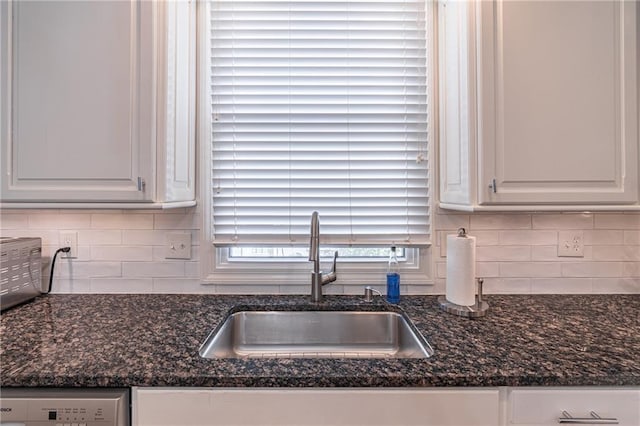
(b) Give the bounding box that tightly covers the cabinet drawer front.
[509,388,640,426]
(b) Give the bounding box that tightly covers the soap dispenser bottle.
[386,246,400,303]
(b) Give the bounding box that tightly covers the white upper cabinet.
[438,0,639,211]
[0,0,195,207]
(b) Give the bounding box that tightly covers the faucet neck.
[309,211,320,264]
[308,211,338,302]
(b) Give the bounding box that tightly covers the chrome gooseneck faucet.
[309,211,338,302]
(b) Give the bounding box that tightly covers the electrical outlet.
[166,232,191,259]
[59,231,78,258]
[557,231,584,257]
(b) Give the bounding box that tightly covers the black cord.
[46,247,71,294]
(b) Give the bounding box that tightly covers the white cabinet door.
[508,387,640,426]
[438,0,639,210]
[0,0,196,207]
[478,0,638,205]
[133,387,501,426]
[0,0,155,202]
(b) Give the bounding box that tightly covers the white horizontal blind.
[210,0,429,246]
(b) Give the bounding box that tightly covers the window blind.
[210,0,430,246]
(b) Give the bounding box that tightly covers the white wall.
[1,207,638,294]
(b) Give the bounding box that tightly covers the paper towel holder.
[437,278,489,318]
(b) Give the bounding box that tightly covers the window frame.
[198,0,437,288]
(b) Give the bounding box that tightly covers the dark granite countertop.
[1,294,639,388]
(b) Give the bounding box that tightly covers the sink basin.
[199,310,433,359]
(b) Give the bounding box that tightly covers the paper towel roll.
[446,229,476,306]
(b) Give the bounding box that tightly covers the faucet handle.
[320,251,338,286]
[330,250,338,274]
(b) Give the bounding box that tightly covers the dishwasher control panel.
[0,388,129,426]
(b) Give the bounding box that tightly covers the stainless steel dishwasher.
[0,388,129,426]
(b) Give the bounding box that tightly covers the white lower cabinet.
[507,387,640,426]
[133,387,640,426]
[132,387,501,426]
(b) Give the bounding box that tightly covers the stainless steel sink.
[199,310,433,359]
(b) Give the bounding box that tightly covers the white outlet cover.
[166,232,191,259]
[557,230,584,257]
[59,231,78,259]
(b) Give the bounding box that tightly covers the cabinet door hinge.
[137,177,146,192]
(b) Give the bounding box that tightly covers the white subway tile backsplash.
[593,246,640,261]
[91,213,154,230]
[476,262,500,278]
[532,213,594,229]
[623,262,640,277]
[91,246,153,262]
[51,278,92,294]
[212,284,280,294]
[476,246,531,262]
[0,213,29,229]
[531,245,593,262]
[122,230,166,246]
[152,246,169,262]
[435,214,470,231]
[91,278,153,293]
[152,279,212,294]
[406,283,439,295]
[1,208,638,295]
[499,262,562,278]
[154,213,200,230]
[471,231,501,246]
[530,278,593,294]
[430,279,446,295]
[184,261,200,278]
[277,285,313,295]
[483,278,531,294]
[595,214,640,229]
[592,278,640,294]
[624,231,640,245]
[561,262,623,278]
[583,230,624,245]
[56,261,122,278]
[470,213,531,230]
[1,229,59,246]
[530,246,560,262]
[56,246,91,262]
[498,230,558,245]
[324,285,346,295]
[29,213,91,229]
[78,230,122,246]
[122,261,185,277]
[438,230,499,257]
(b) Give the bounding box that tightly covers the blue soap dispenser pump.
[386,246,400,303]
